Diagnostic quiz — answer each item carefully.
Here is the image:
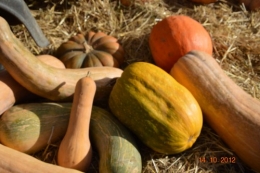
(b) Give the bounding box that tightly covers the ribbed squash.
[0,102,72,154]
[170,50,260,172]
[56,31,124,68]
[90,106,142,173]
[109,62,203,154]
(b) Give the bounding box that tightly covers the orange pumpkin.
[56,31,124,68]
[239,0,260,10]
[149,15,213,72]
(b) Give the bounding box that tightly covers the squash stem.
[83,41,93,54]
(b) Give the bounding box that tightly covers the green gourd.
[0,102,72,154]
[90,106,142,173]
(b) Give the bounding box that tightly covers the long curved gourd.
[0,55,65,115]
[0,144,83,173]
[170,50,260,172]
[0,17,123,101]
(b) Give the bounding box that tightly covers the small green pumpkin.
[56,31,124,68]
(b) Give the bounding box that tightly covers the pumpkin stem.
[83,41,93,54]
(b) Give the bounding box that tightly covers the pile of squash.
[0,11,260,173]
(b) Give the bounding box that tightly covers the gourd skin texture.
[109,62,203,154]
[0,71,36,115]
[0,102,72,154]
[90,106,142,173]
[170,50,260,172]
[149,15,213,72]
[0,17,123,102]
[36,55,66,68]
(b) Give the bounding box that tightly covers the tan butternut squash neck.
[0,144,83,173]
[185,51,260,123]
[0,17,122,101]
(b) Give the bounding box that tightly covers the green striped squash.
[0,102,72,154]
[90,106,142,173]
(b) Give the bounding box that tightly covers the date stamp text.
[199,156,236,163]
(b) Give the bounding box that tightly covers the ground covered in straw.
[9,0,260,172]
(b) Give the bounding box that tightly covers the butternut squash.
[170,50,260,172]
[0,16,123,102]
[0,71,36,115]
[0,143,83,173]
[57,77,96,171]
[0,54,65,115]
